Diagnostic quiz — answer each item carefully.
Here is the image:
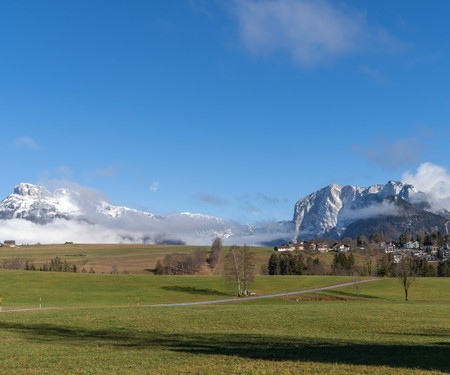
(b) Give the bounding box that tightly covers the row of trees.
[154,238,223,275]
[267,253,325,275]
[331,253,355,275]
[28,257,78,273]
[398,231,450,247]
[377,253,450,278]
[157,249,208,275]
[1,256,97,273]
[357,231,450,246]
[153,238,254,297]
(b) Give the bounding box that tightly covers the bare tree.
[363,244,378,276]
[2,256,25,270]
[352,267,362,299]
[208,237,222,269]
[162,249,207,275]
[395,253,417,301]
[242,245,256,293]
[224,245,256,296]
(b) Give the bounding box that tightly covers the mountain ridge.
[0,181,448,245]
[293,180,449,240]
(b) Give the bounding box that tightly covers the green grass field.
[0,270,358,308]
[0,270,449,374]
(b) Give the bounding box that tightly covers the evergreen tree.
[268,253,279,275]
[437,261,450,277]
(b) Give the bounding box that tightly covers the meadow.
[0,243,275,274]
[0,270,449,374]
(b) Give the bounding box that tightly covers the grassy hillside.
[0,275,448,374]
[0,243,276,275]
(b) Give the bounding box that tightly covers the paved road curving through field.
[147,278,381,307]
[1,278,382,313]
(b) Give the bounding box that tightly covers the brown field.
[0,243,275,275]
[0,242,388,275]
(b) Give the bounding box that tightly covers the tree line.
[1,256,96,273]
[267,252,325,275]
[154,237,223,275]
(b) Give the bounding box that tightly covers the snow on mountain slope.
[0,183,235,244]
[292,180,439,239]
[0,183,81,222]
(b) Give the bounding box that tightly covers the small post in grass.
[0,295,2,312]
[128,296,130,307]
[39,296,42,309]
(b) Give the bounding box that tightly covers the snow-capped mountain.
[2,180,448,245]
[0,183,235,244]
[0,183,155,223]
[293,180,449,239]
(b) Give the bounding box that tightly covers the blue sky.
[1,0,450,224]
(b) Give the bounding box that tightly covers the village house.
[275,242,305,252]
[292,242,305,251]
[404,241,420,249]
[316,243,329,252]
[308,242,318,251]
[411,250,426,258]
[427,245,440,255]
[331,243,350,253]
[3,240,16,248]
[274,243,294,252]
[381,244,396,253]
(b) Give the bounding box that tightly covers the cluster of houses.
[275,240,450,263]
[0,240,16,248]
[381,241,450,263]
[274,241,350,253]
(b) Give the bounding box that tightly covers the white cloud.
[339,201,400,221]
[94,166,118,178]
[14,136,40,150]
[353,137,423,169]
[149,181,160,192]
[234,0,402,66]
[192,193,228,205]
[402,162,450,210]
[360,66,389,85]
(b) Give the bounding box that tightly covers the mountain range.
[0,181,448,245]
[293,180,449,240]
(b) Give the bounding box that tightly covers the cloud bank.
[339,201,400,222]
[402,162,450,211]
[0,182,293,246]
[234,0,401,66]
[353,137,423,169]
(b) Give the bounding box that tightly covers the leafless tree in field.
[224,245,256,296]
[208,237,222,269]
[395,253,417,301]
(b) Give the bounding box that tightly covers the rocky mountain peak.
[293,180,447,240]
[14,183,49,198]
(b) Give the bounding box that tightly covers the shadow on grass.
[0,321,449,372]
[160,286,229,296]
[324,290,385,300]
